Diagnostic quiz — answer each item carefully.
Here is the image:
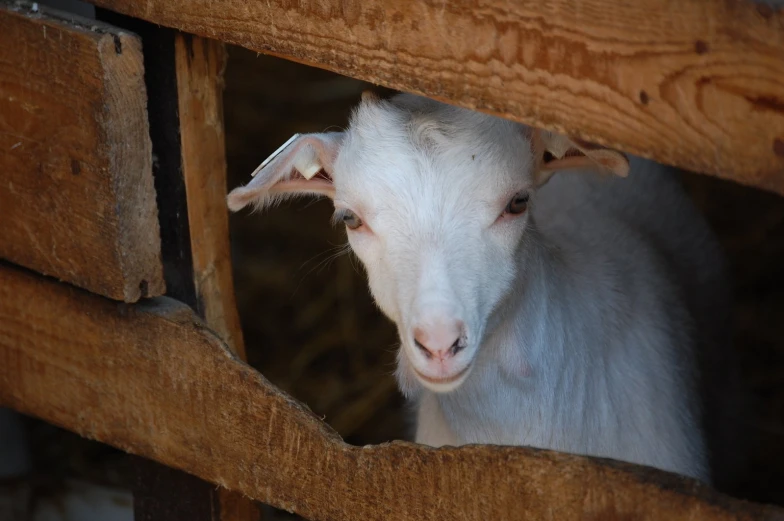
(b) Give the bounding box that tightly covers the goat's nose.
[413,321,465,360]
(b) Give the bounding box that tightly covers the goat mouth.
[413,365,471,386]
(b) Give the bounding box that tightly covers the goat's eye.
[505,192,529,215]
[341,210,363,230]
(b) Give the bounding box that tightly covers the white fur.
[230,93,730,483]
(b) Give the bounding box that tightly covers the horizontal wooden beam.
[0,1,164,302]
[85,0,784,195]
[0,264,781,521]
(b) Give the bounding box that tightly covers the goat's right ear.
[531,129,629,187]
[227,132,345,212]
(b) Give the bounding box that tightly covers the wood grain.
[176,33,246,360]
[86,12,256,517]
[0,264,781,521]
[86,0,784,194]
[0,1,164,302]
[175,32,256,519]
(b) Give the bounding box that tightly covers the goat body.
[228,93,732,484]
[417,159,728,483]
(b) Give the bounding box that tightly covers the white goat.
[228,93,732,483]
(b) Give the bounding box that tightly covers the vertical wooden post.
[174,33,246,360]
[174,32,258,520]
[93,9,259,521]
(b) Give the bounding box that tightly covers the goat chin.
[411,364,473,393]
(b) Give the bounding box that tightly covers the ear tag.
[250,134,321,181]
[542,131,572,160]
[293,147,323,180]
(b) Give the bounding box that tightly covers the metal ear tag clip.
[250,133,300,178]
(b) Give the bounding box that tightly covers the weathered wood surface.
[0,265,781,521]
[175,32,256,518]
[87,0,784,194]
[0,1,164,302]
[86,8,256,516]
[176,33,246,360]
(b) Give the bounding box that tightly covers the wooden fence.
[0,0,783,520]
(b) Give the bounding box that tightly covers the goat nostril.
[414,338,433,359]
[449,337,465,356]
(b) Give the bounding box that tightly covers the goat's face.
[332,99,537,394]
[227,93,628,395]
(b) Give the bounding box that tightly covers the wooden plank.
[86,10,256,518]
[79,11,212,518]
[95,9,199,308]
[0,265,781,521]
[176,33,246,359]
[84,0,784,195]
[174,32,256,519]
[0,1,164,302]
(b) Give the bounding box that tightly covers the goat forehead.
[341,169,491,242]
[336,139,522,213]
[339,97,529,182]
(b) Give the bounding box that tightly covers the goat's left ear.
[227,132,345,212]
[532,129,629,186]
